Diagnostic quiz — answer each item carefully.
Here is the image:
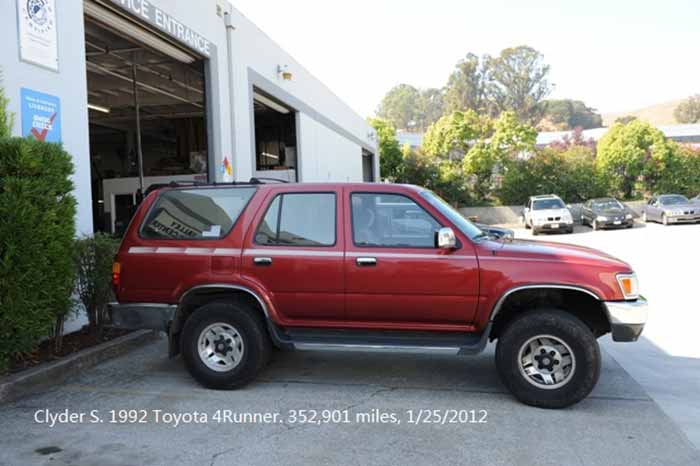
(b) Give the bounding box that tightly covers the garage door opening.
[84,2,208,234]
[253,90,297,182]
[362,149,375,182]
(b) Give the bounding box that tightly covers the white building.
[1,0,378,234]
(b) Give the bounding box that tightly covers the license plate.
[551,223,559,229]
[614,220,621,225]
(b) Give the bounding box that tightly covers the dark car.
[580,198,634,230]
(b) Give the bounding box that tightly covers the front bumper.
[666,214,700,224]
[603,297,648,342]
[534,222,573,231]
[109,302,176,332]
[599,218,633,228]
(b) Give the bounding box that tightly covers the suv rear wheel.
[495,309,600,409]
[181,301,271,389]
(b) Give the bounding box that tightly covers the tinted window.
[533,198,565,210]
[352,193,440,247]
[141,188,255,240]
[659,195,689,205]
[255,193,336,246]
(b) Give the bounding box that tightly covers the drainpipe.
[224,9,237,182]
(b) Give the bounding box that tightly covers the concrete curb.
[0,330,159,404]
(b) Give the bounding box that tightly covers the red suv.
[110,180,648,408]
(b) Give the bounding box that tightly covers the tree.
[368,118,403,181]
[596,120,674,199]
[489,111,538,159]
[422,110,491,159]
[444,53,491,114]
[376,84,421,130]
[674,95,700,124]
[488,46,553,124]
[614,115,637,125]
[416,88,445,131]
[540,99,603,130]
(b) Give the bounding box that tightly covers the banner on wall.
[21,88,62,143]
[17,0,59,71]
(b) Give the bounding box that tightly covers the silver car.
[641,194,700,225]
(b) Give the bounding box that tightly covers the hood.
[531,208,571,218]
[595,207,628,216]
[486,238,630,269]
[661,203,698,212]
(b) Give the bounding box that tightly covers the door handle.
[253,257,272,266]
[356,257,377,267]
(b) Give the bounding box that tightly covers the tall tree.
[540,99,603,130]
[674,95,700,124]
[416,88,445,131]
[368,118,403,181]
[422,110,491,159]
[444,53,491,114]
[376,84,443,131]
[488,46,553,124]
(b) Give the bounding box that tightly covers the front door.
[241,188,345,324]
[343,188,479,329]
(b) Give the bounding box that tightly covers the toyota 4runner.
[110,180,648,408]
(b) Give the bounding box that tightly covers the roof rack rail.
[249,177,290,184]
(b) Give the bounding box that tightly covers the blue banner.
[20,88,61,143]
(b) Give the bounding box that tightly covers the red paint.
[115,183,633,332]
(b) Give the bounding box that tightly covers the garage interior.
[84,2,208,234]
[253,90,297,182]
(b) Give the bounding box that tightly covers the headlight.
[666,210,683,216]
[596,216,608,221]
[625,214,632,219]
[616,273,639,300]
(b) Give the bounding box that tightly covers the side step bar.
[268,324,492,356]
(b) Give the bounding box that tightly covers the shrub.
[74,233,120,335]
[0,137,76,371]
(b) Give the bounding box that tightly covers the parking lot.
[1,221,699,466]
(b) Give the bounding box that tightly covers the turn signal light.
[112,262,121,290]
[616,273,639,300]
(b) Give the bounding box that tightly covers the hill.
[602,99,685,126]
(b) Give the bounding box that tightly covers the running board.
[270,325,491,355]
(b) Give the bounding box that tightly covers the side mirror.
[436,227,457,249]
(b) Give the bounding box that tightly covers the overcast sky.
[232,0,699,118]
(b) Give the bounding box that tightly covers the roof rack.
[248,177,290,184]
[143,177,290,196]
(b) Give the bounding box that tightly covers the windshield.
[592,199,623,210]
[533,198,565,210]
[660,195,689,205]
[420,190,484,240]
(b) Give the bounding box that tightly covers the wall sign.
[107,0,212,57]
[21,88,61,143]
[17,0,59,71]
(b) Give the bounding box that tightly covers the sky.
[231,0,700,118]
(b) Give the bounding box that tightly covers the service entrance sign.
[20,88,62,143]
[17,0,59,71]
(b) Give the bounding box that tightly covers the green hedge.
[0,137,76,371]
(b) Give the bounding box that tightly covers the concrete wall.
[1,0,94,234]
[459,201,648,226]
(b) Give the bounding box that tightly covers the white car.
[523,194,574,235]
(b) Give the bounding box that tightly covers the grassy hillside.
[603,99,685,126]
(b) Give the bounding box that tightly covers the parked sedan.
[642,194,700,225]
[581,197,634,230]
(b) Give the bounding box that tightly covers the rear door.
[240,187,345,324]
[343,188,479,328]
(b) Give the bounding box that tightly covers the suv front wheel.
[495,309,600,409]
[181,301,271,389]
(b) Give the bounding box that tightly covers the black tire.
[181,301,271,390]
[566,226,574,234]
[532,227,539,236]
[495,309,600,409]
[524,218,531,229]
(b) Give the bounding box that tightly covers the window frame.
[253,191,338,248]
[138,186,258,241]
[349,191,445,250]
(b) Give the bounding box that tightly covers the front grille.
[547,216,561,221]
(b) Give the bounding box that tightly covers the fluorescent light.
[84,2,195,64]
[88,103,111,113]
[253,92,290,114]
[261,152,279,159]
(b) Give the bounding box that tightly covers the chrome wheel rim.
[197,323,244,372]
[518,334,576,390]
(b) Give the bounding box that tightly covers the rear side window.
[141,187,256,240]
[255,193,336,246]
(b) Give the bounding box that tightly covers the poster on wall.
[17,0,59,71]
[21,88,61,143]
